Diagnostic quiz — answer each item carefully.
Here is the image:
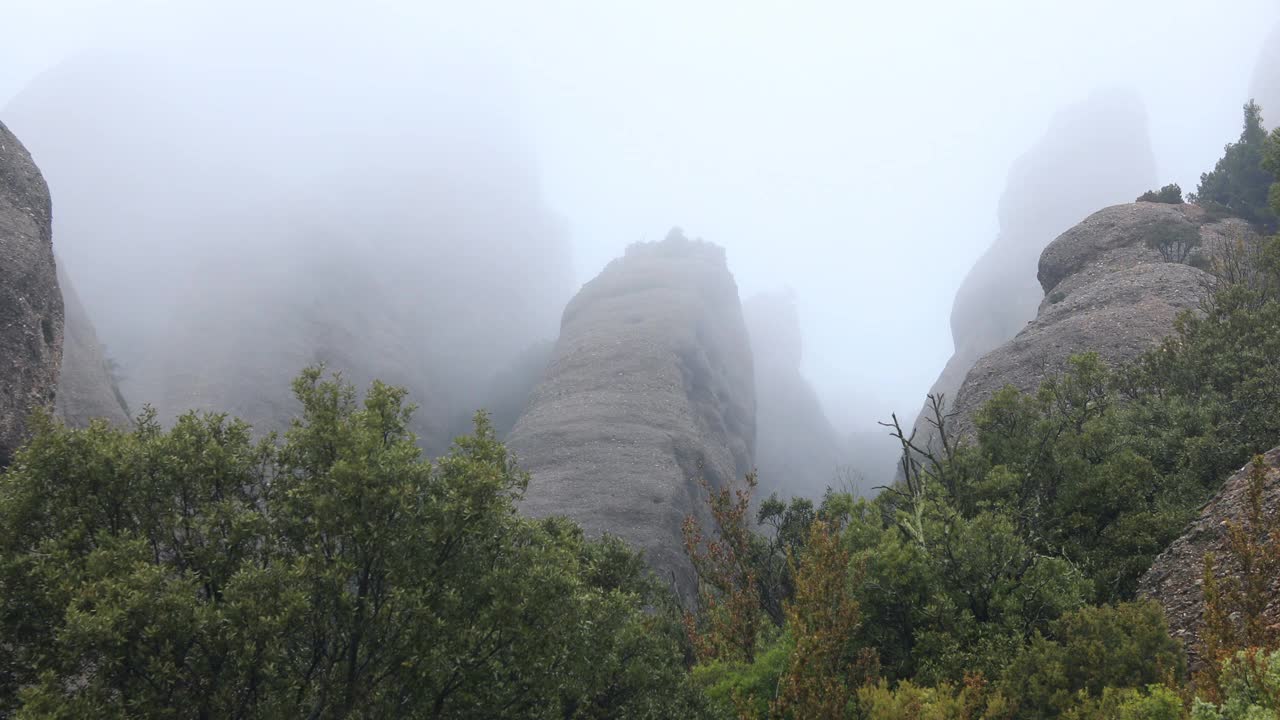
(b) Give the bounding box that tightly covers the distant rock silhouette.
[4,52,572,453]
[508,230,756,600]
[54,262,129,427]
[1252,22,1280,116]
[948,202,1254,441]
[743,291,845,499]
[912,90,1157,446]
[0,120,62,467]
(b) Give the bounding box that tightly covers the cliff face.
[507,231,756,599]
[1138,448,1280,671]
[947,202,1252,441]
[53,262,129,428]
[0,120,62,467]
[4,53,572,454]
[743,291,844,499]
[913,91,1157,440]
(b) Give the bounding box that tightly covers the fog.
[3,0,1279,451]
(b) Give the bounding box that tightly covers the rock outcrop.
[1252,22,1280,116]
[946,202,1252,440]
[1138,448,1280,671]
[743,291,845,499]
[54,262,129,427]
[913,91,1156,440]
[0,120,62,467]
[507,231,756,599]
[5,53,572,454]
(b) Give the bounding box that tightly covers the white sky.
[3,0,1278,433]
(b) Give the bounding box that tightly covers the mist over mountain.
[5,3,1280,716]
[1253,22,1280,114]
[910,89,1157,444]
[4,49,572,452]
[743,290,851,498]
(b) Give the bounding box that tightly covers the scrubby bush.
[1138,183,1185,204]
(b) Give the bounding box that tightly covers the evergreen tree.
[1192,101,1277,232]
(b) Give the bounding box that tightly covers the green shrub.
[0,369,707,719]
[1191,649,1280,719]
[1001,602,1185,719]
[1138,184,1185,204]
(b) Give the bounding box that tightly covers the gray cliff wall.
[54,262,129,427]
[743,291,845,499]
[0,120,62,466]
[507,230,756,599]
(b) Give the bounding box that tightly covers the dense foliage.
[1191,101,1277,232]
[1138,183,1185,204]
[0,370,706,719]
[675,108,1280,717]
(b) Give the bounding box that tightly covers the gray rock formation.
[946,202,1253,441]
[5,53,572,454]
[743,291,845,499]
[507,231,756,599]
[54,262,129,427]
[0,120,62,467]
[1252,22,1280,116]
[1138,447,1280,672]
[912,91,1157,441]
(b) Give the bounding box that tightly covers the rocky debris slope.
[912,90,1156,442]
[946,202,1252,441]
[1138,448,1280,671]
[743,291,845,499]
[0,120,62,467]
[54,263,129,427]
[507,230,756,599]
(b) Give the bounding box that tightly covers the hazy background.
[2,0,1278,439]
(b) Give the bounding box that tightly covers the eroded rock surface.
[507,231,756,599]
[947,202,1252,441]
[0,120,62,466]
[913,91,1156,441]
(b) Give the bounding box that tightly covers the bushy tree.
[0,369,706,719]
[1192,649,1280,719]
[971,355,1199,602]
[1192,101,1276,232]
[770,519,874,718]
[683,474,766,664]
[856,675,1013,719]
[1138,184,1185,204]
[1264,126,1280,217]
[1062,686,1186,720]
[1000,602,1185,719]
